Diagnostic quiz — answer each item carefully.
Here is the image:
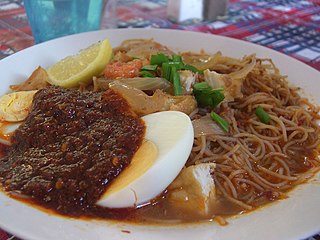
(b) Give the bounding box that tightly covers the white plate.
[0,28,320,240]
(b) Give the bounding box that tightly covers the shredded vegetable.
[139,70,156,78]
[93,77,172,92]
[172,67,182,95]
[192,82,224,108]
[150,53,170,66]
[210,111,229,132]
[147,53,202,96]
[255,106,271,124]
[141,65,158,71]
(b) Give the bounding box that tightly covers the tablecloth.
[0,0,320,239]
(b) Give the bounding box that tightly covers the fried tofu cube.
[167,163,216,217]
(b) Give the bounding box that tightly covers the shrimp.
[104,59,144,79]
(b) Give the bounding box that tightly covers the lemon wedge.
[47,38,112,88]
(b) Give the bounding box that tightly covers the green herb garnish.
[192,82,224,108]
[161,62,184,95]
[172,55,183,63]
[139,71,156,78]
[141,64,158,71]
[147,53,203,96]
[150,53,170,66]
[184,64,203,74]
[172,67,182,95]
[255,106,271,124]
[162,62,172,80]
[210,111,229,132]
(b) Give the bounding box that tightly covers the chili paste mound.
[0,86,145,217]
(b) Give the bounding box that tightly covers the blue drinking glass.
[23,0,103,43]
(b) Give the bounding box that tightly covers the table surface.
[0,0,320,239]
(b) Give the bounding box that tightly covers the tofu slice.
[167,163,216,217]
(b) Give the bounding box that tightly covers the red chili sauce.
[0,143,8,158]
[0,86,145,218]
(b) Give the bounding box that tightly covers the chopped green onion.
[172,67,182,95]
[150,53,206,96]
[184,64,203,74]
[162,62,183,82]
[141,65,158,71]
[193,82,211,91]
[150,53,170,66]
[195,91,224,107]
[167,61,184,70]
[172,55,183,63]
[192,82,225,108]
[255,106,271,124]
[210,111,229,132]
[162,62,172,81]
[162,62,183,95]
[139,71,156,78]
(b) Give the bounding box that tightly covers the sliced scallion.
[172,55,183,63]
[139,71,156,78]
[193,82,211,91]
[184,64,203,74]
[172,67,182,95]
[165,61,184,71]
[210,111,229,132]
[255,106,271,124]
[141,64,158,71]
[192,82,225,108]
[162,62,172,81]
[149,53,205,96]
[150,53,170,66]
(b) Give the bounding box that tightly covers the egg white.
[0,122,22,145]
[96,111,194,208]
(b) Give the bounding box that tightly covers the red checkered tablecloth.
[0,0,319,239]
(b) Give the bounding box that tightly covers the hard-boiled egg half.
[96,111,194,208]
[0,90,37,145]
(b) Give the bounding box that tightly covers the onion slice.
[228,56,256,79]
[192,115,226,137]
[93,77,172,92]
